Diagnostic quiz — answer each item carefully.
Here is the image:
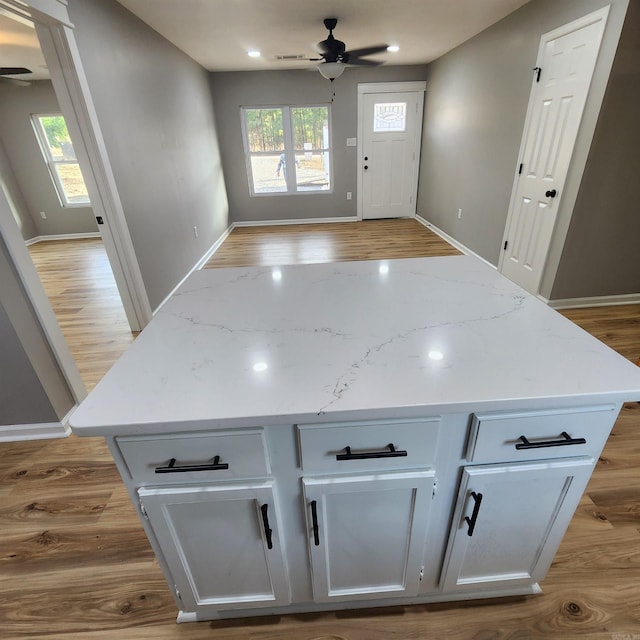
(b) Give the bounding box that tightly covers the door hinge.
[504,240,508,251]
[174,586,182,602]
[518,163,523,175]
[432,478,437,499]
[419,566,424,582]
[533,66,542,82]
[138,498,148,520]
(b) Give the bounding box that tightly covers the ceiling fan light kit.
[311,18,388,81]
[318,61,345,81]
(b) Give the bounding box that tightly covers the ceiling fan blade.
[0,67,32,76]
[345,58,384,67]
[343,45,388,58]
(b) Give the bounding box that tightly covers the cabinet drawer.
[467,405,616,463]
[116,429,270,483]
[297,418,440,473]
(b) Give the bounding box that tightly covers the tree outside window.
[242,106,332,196]
[32,114,91,207]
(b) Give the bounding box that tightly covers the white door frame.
[498,6,610,295]
[0,0,151,327]
[0,0,153,398]
[356,82,426,221]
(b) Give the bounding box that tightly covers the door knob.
[545,189,557,198]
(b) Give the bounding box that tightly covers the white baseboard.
[0,420,71,442]
[415,215,497,270]
[233,216,358,227]
[548,293,640,309]
[25,232,101,245]
[152,224,235,316]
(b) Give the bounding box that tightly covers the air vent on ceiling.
[275,54,307,61]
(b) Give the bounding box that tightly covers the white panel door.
[441,458,593,591]
[303,470,435,602]
[139,482,289,611]
[500,9,608,294]
[361,91,424,219]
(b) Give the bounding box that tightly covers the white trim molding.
[416,215,497,270]
[233,216,358,227]
[547,293,640,310]
[0,421,71,442]
[25,231,101,245]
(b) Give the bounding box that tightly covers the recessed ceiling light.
[248,50,261,58]
[387,45,400,53]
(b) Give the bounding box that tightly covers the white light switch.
[346,138,357,147]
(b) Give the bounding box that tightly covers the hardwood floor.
[3,221,639,639]
[27,238,136,391]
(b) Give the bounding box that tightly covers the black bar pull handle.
[310,500,320,546]
[154,455,230,473]
[260,504,273,550]
[515,431,586,450]
[465,491,483,537]
[336,443,408,461]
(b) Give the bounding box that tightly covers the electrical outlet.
[347,192,352,200]
[457,208,463,219]
[193,226,198,239]
[40,211,47,219]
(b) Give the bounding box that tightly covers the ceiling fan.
[0,67,32,86]
[309,18,388,80]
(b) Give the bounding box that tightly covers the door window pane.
[373,102,407,132]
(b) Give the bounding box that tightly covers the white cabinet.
[303,471,436,602]
[138,481,290,611]
[441,457,593,591]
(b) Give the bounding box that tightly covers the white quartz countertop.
[70,256,640,435]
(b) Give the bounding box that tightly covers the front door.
[359,84,425,219]
[499,8,609,294]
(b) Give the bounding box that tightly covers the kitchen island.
[70,256,640,622]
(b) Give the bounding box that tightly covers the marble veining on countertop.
[70,256,640,434]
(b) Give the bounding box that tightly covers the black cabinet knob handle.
[364,165,369,170]
[545,189,557,198]
[364,156,369,161]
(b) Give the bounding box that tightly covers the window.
[241,105,332,196]
[31,114,90,206]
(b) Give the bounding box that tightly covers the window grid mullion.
[282,107,295,193]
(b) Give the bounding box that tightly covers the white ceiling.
[0,11,48,81]
[115,0,533,71]
[0,0,533,82]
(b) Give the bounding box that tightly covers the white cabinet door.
[303,471,435,602]
[139,482,289,611]
[441,458,593,591]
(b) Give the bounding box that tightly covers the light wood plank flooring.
[27,238,136,391]
[2,220,638,639]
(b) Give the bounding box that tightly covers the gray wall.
[0,138,37,240]
[0,235,75,426]
[210,65,428,224]
[551,0,640,299]
[417,0,630,299]
[0,81,96,239]
[67,0,229,310]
